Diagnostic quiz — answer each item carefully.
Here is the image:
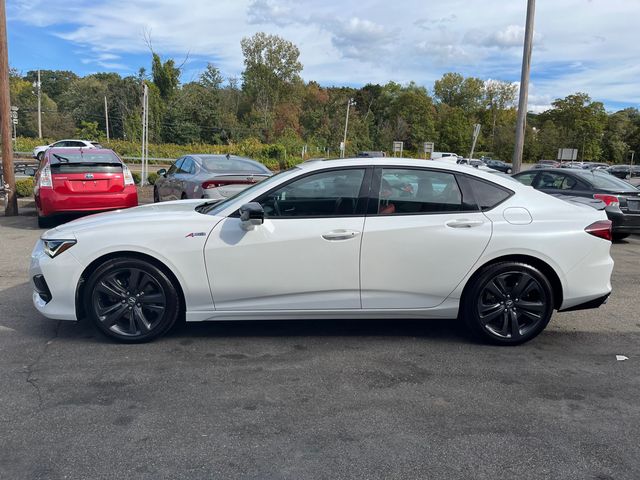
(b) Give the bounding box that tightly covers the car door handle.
[322,230,361,241]
[445,219,485,229]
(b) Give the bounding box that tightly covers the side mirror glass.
[157,168,167,177]
[239,202,264,231]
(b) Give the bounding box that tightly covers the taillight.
[593,193,619,207]
[123,165,135,186]
[585,220,612,241]
[38,164,52,188]
[202,180,221,189]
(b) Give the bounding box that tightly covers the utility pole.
[36,69,42,139]
[0,0,17,215]
[469,124,481,160]
[512,0,536,173]
[104,95,109,141]
[341,98,355,158]
[140,83,148,186]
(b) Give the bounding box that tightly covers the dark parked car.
[512,168,640,241]
[607,164,640,180]
[483,159,513,173]
[154,154,272,202]
[533,160,560,169]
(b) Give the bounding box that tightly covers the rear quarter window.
[463,176,513,211]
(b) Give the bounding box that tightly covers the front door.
[204,167,369,310]
[360,167,492,309]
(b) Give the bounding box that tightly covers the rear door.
[360,167,493,309]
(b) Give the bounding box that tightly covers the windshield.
[200,155,270,174]
[577,171,638,191]
[196,168,298,215]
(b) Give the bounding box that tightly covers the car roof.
[295,157,523,191]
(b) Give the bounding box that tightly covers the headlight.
[43,239,76,258]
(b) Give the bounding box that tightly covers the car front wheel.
[462,262,554,345]
[85,257,180,343]
[506,168,512,174]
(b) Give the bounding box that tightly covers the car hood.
[43,200,207,238]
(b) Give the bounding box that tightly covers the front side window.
[167,158,183,176]
[376,169,469,215]
[537,172,566,189]
[257,168,366,217]
[514,172,537,186]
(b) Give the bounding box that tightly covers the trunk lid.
[51,163,125,194]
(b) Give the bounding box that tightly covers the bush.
[131,171,141,185]
[15,178,34,197]
[147,172,159,185]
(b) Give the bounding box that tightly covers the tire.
[461,261,554,345]
[506,168,512,174]
[37,152,44,162]
[612,233,630,241]
[84,257,181,343]
[153,187,160,203]
[37,214,53,229]
[181,193,187,200]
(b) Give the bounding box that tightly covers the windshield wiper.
[52,153,70,163]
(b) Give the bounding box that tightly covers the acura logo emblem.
[85,173,94,179]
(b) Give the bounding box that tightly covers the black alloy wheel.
[85,258,180,342]
[463,262,554,345]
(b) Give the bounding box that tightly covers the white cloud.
[8,0,640,109]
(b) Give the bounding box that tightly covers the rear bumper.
[559,293,610,312]
[36,187,138,217]
[606,208,640,234]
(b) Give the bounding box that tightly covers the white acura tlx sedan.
[30,158,614,344]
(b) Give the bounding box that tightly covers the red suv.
[34,148,138,228]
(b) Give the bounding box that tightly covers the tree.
[199,63,223,91]
[434,73,485,113]
[25,70,79,104]
[241,32,303,138]
[151,53,180,100]
[484,80,517,149]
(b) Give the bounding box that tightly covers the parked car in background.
[581,162,610,170]
[607,164,640,180]
[34,148,137,228]
[31,158,613,345]
[512,168,640,241]
[560,162,586,169]
[533,160,560,169]
[32,139,102,162]
[483,159,513,173]
[431,152,460,162]
[357,151,387,158]
[154,154,272,202]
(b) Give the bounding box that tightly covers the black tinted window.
[514,172,537,186]
[258,169,365,217]
[465,176,513,210]
[376,169,473,214]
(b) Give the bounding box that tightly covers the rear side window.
[463,176,513,211]
[375,168,476,215]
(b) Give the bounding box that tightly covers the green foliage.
[131,171,141,185]
[152,53,180,100]
[15,178,34,197]
[147,172,159,185]
[75,121,102,140]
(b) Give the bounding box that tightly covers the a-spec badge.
[185,232,206,238]
[85,173,94,179]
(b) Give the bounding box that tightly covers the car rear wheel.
[612,233,630,241]
[37,214,53,229]
[462,262,554,345]
[153,187,160,203]
[181,192,187,200]
[85,257,180,343]
[506,168,512,174]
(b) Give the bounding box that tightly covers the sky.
[7,0,640,113]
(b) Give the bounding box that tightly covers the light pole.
[32,70,42,139]
[512,0,536,173]
[341,98,356,158]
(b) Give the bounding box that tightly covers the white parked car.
[32,139,102,161]
[30,158,614,344]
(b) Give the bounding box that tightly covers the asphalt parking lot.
[0,213,639,480]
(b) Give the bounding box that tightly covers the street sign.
[12,118,17,125]
[423,142,434,154]
[392,141,403,157]
[557,148,578,161]
[10,105,18,111]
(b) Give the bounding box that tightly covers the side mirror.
[157,168,167,177]
[239,202,264,231]
[24,167,36,176]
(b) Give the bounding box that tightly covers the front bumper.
[30,239,83,321]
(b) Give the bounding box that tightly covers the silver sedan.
[153,154,272,202]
